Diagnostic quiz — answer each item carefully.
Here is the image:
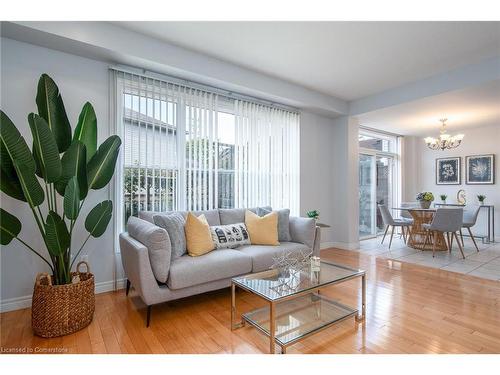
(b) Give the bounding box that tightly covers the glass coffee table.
[231,260,366,354]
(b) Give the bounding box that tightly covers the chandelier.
[424,118,464,150]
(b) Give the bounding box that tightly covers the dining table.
[392,207,448,251]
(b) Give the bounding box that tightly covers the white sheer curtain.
[234,100,300,215]
[114,69,300,227]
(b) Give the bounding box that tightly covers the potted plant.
[306,210,320,221]
[440,194,447,204]
[0,74,121,337]
[477,195,486,205]
[416,192,434,209]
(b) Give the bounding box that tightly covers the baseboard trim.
[321,241,360,250]
[0,278,126,313]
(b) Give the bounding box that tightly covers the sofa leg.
[126,279,131,296]
[146,305,152,327]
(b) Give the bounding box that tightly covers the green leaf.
[45,211,70,257]
[63,177,80,220]
[0,167,26,201]
[0,208,22,245]
[0,110,36,176]
[13,160,44,208]
[87,135,121,190]
[36,74,72,153]
[28,113,62,183]
[85,200,112,238]
[54,141,87,199]
[73,102,97,163]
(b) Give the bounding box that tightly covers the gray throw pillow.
[153,213,187,259]
[257,207,291,242]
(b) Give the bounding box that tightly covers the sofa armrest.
[289,216,316,250]
[119,233,161,306]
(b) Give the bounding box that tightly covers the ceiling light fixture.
[424,118,464,151]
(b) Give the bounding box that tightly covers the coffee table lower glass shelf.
[242,293,358,353]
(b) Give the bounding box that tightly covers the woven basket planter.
[32,261,95,338]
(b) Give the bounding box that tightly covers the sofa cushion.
[153,213,187,259]
[289,216,316,248]
[245,210,279,245]
[185,213,215,257]
[167,249,252,289]
[257,207,291,242]
[238,242,311,272]
[127,216,171,283]
[219,206,272,225]
[210,223,250,249]
[140,209,221,226]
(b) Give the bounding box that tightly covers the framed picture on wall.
[466,154,495,184]
[436,157,461,185]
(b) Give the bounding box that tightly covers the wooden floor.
[1,248,500,354]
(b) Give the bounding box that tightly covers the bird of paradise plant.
[0,74,121,285]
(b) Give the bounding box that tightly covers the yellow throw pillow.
[245,210,279,246]
[185,213,215,257]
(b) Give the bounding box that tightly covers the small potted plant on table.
[306,210,320,221]
[440,194,447,204]
[477,195,486,205]
[0,74,121,337]
[416,192,434,209]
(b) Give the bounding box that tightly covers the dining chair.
[422,208,465,259]
[460,206,481,252]
[378,204,413,249]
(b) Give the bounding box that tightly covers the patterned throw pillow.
[210,223,251,249]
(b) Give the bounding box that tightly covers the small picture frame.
[466,154,495,185]
[436,157,461,185]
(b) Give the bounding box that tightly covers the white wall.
[404,124,500,238]
[1,38,120,311]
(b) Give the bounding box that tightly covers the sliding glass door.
[359,154,375,238]
[359,154,395,238]
[358,129,400,239]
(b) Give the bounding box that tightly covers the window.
[113,70,300,227]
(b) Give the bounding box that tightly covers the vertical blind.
[113,69,300,226]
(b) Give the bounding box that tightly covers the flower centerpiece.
[477,195,486,205]
[416,192,434,209]
[440,194,447,204]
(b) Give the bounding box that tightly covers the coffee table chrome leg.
[356,274,366,322]
[269,302,276,354]
[231,282,236,330]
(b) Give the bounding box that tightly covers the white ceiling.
[357,79,500,135]
[113,21,500,101]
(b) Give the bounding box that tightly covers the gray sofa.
[119,207,320,326]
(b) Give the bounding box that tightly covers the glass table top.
[232,260,364,302]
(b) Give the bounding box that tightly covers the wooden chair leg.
[126,279,131,296]
[388,226,395,249]
[381,225,389,244]
[453,232,466,259]
[421,231,430,250]
[450,232,454,249]
[459,229,464,247]
[402,226,408,243]
[432,231,438,257]
[446,232,451,252]
[407,226,413,246]
[467,227,479,252]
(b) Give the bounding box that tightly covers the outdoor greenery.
[0,74,121,285]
